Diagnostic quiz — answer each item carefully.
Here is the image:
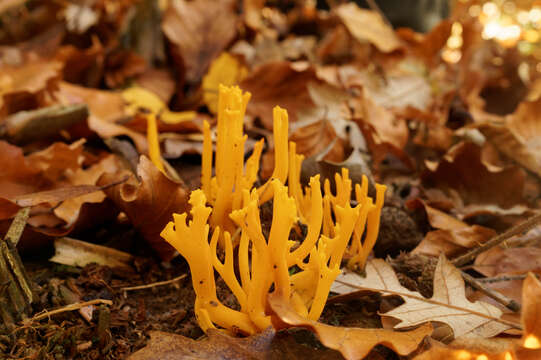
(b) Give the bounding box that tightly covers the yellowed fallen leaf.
[332,255,513,339]
[202,52,248,114]
[121,86,196,124]
[269,292,432,360]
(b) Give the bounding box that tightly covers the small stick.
[453,213,541,268]
[461,272,521,312]
[26,299,112,322]
[121,274,187,292]
[477,274,540,283]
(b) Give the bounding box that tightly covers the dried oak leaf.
[269,292,432,360]
[422,142,526,209]
[162,0,237,84]
[334,4,402,53]
[332,256,511,339]
[99,156,188,261]
[128,327,342,360]
[414,273,541,360]
[407,199,496,258]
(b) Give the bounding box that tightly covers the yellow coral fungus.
[161,85,387,334]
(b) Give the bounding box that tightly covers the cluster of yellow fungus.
[161,85,386,334]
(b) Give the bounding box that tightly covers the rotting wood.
[0,208,35,328]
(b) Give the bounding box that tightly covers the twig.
[453,213,541,268]
[26,299,113,322]
[0,208,34,325]
[120,274,187,292]
[477,274,538,283]
[461,272,521,312]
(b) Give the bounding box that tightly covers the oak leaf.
[332,255,512,339]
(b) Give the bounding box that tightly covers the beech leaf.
[268,292,432,360]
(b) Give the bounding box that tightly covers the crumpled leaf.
[335,4,402,53]
[0,59,62,115]
[162,0,237,84]
[128,327,342,360]
[99,156,188,261]
[407,199,496,257]
[477,98,541,178]
[54,81,149,153]
[332,255,512,339]
[269,292,432,360]
[241,61,317,129]
[53,154,122,226]
[202,52,248,114]
[422,142,526,209]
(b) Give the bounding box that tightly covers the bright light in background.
[524,334,541,349]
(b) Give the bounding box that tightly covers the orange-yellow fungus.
[161,85,386,334]
[146,113,164,173]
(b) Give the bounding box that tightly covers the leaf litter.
[1,0,541,359]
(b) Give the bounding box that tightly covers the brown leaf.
[475,247,541,278]
[269,292,432,360]
[335,4,402,53]
[99,156,188,260]
[162,0,237,84]
[407,199,496,257]
[54,81,148,152]
[477,98,541,178]
[241,62,317,129]
[128,327,342,360]
[422,142,526,209]
[332,256,512,339]
[414,273,541,360]
[0,59,62,116]
[53,154,122,226]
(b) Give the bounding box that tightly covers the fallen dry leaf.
[128,327,343,360]
[162,0,237,84]
[50,237,134,272]
[99,156,188,260]
[269,292,432,360]
[422,142,526,209]
[202,52,248,114]
[415,273,541,360]
[0,59,62,116]
[477,98,541,178]
[407,199,496,257]
[241,61,318,129]
[335,4,402,53]
[332,256,512,339]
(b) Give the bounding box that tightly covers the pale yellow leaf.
[332,255,512,339]
[202,52,248,114]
